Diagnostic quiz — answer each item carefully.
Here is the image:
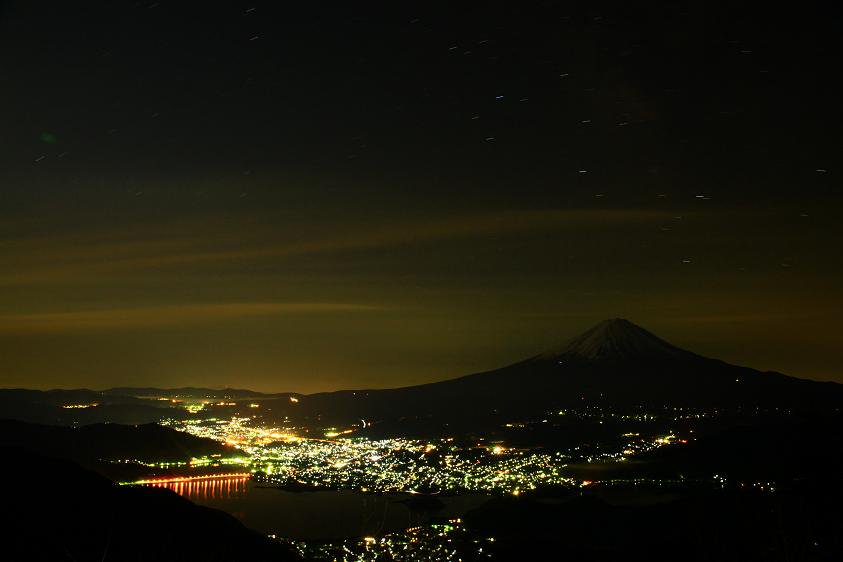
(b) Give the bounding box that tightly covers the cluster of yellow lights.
[269,432,299,442]
[291,516,490,559]
[62,403,98,409]
[324,429,353,438]
[165,413,688,496]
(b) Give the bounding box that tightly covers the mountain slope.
[268,319,842,427]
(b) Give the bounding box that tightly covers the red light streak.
[138,473,250,500]
[131,472,251,485]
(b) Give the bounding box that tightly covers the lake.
[145,476,490,539]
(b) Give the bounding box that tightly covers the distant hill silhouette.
[261,319,843,429]
[0,419,237,482]
[3,449,298,561]
[105,386,276,400]
[0,419,231,463]
[0,388,189,425]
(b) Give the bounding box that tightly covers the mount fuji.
[266,319,842,426]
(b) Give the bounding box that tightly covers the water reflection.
[145,476,250,500]
[142,478,490,539]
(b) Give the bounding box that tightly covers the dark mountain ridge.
[0,419,232,463]
[104,386,276,399]
[0,387,189,425]
[0,419,238,482]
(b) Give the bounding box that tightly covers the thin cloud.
[90,209,669,267]
[0,302,382,333]
[0,209,669,285]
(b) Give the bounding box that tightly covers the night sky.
[2,1,841,392]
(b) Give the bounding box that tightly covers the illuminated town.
[150,409,686,495]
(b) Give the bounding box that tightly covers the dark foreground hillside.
[465,483,842,562]
[467,415,843,561]
[1,449,299,562]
